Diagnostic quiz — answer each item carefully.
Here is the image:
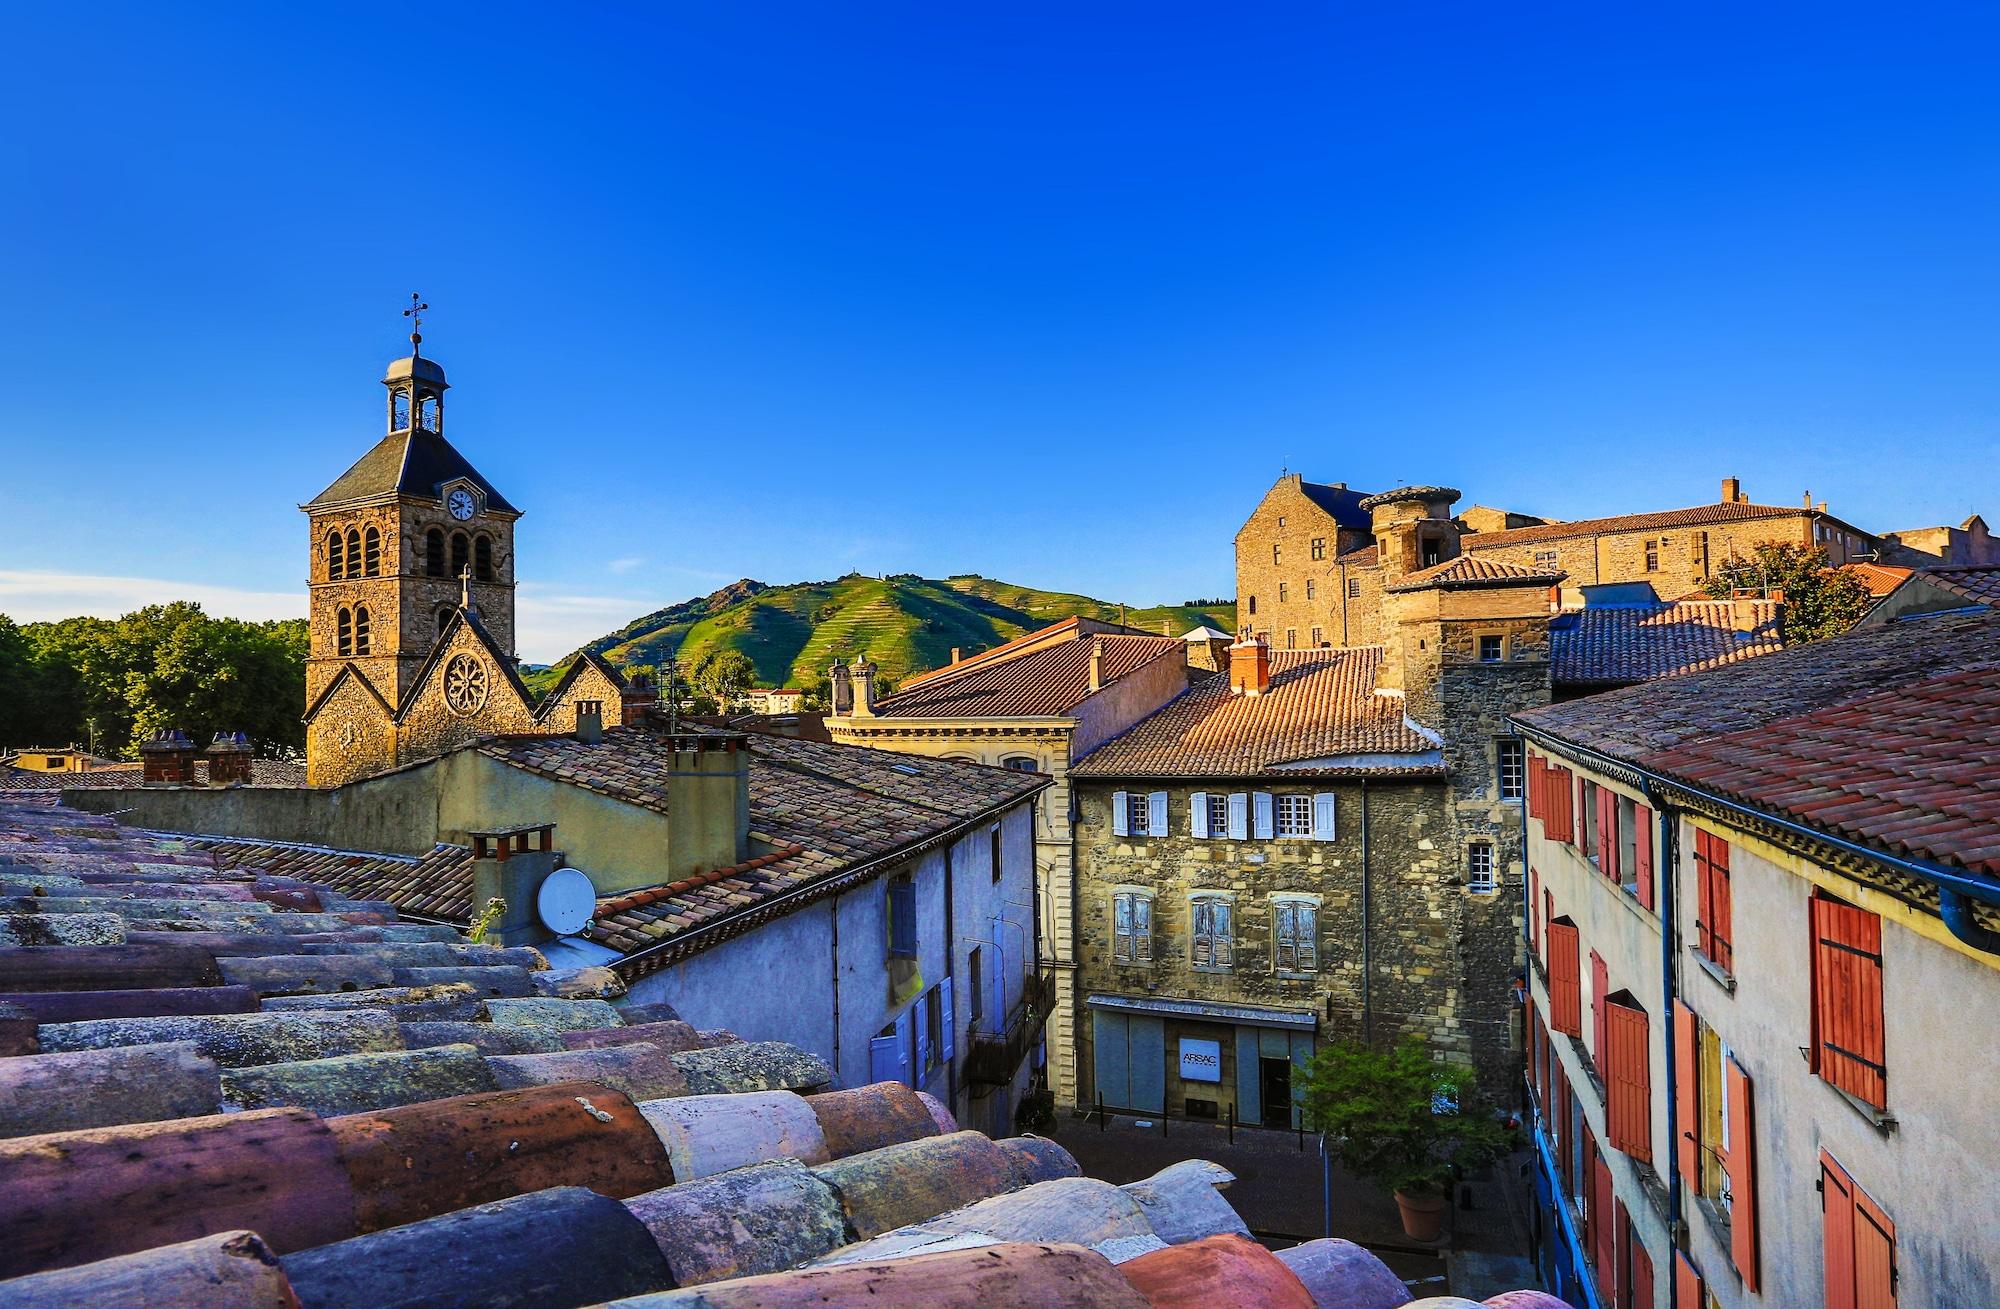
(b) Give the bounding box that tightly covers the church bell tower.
[302,297,522,714]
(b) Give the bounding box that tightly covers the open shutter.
[939,978,955,1064]
[1598,798,1618,881]
[1543,888,1554,965]
[1213,901,1233,967]
[1274,903,1296,971]
[1591,949,1608,1061]
[1709,835,1733,970]
[1111,791,1129,837]
[1312,792,1337,841]
[1726,1055,1760,1291]
[1547,921,1581,1035]
[1605,1000,1652,1162]
[1674,1251,1703,1309]
[1113,895,1133,962]
[1824,1155,1858,1309]
[1252,792,1275,840]
[1529,866,1540,957]
[1134,895,1152,962]
[1591,1138,1616,1299]
[914,995,931,1082]
[1854,1174,1897,1309]
[1297,903,1316,970]
[1190,791,1209,839]
[1674,1000,1700,1192]
[888,879,917,957]
[1227,793,1248,841]
[1812,895,1887,1108]
[869,1032,902,1084]
[1191,900,1212,966]
[1147,791,1168,839]
[1575,775,1587,847]
[1634,802,1654,910]
[1626,1207,1656,1309]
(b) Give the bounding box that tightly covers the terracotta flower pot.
[1393,1188,1449,1242]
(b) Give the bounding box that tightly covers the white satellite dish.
[536,868,596,937]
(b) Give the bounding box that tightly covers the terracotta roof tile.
[1072,649,1440,778]
[1383,554,1564,593]
[1551,600,1782,687]
[1841,561,1915,598]
[874,632,1180,718]
[1919,565,2000,606]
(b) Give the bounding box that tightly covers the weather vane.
[404,293,429,356]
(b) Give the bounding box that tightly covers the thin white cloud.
[514,584,667,664]
[607,556,646,574]
[0,570,304,624]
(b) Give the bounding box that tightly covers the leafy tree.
[1299,1036,1513,1198]
[1699,542,1871,643]
[692,650,757,707]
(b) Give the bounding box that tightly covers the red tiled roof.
[1463,500,1813,550]
[1383,554,1565,593]
[1335,544,1378,567]
[1920,565,2000,606]
[1072,648,1441,779]
[162,834,474,923]
[0,759,309,794]
[1551,600,1782,687]
[1841,562,1914,598]
[1648,662,2000,878]
[872,632,1180,718]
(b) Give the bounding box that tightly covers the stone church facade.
[302,345,641,786]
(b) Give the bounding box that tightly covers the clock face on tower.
[447,489,476,521]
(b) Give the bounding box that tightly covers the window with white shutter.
[1111,790,1129,837]
[1274,897,1319,974]
[1252,792,1275,840]
[1312,792,1337,841]
[1147,791,1168,838]
[1276,793,1313,837]
[1189,791,1209,839]
[1226,793,1249,841]
[1192,894,1233,970]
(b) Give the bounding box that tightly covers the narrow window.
[1311,537,1325,560]
[1310,626,1323,647]
[887,873,917,958]
[1272,543,1282,566]
[1278,581,1289,604]
[425,528,446,578]
[344,528,361,577]
[968,945,985,1024]
[1468,841,1496,893]
[1694,829,1734,972]
[1285,628,1297,649]
[1497,739,1525,801]
[1113,891,1154,963]
[1346,577,1361,599]
[326,529,345,580]
[924,987,943,1070]
[1479,634,1503,662]
[1247,595,1257,616]
[475,535,494,582]
[1305,578,1316,600]
[1206,793,1230,837]
[1191,895,1233,970]
[990,824,1003,883]
[362,526,381,577]
[1275,793,1314,837]
[336,607,353,656]
[353,605,371,655]
[1645,539,1660,572]
[1274,899,1318,973]
[450,531,470,581]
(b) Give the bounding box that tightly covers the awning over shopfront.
[1084,993,1317,1031]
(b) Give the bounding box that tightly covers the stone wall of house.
[1070,776,1521,1106]
[1464,514,1834,602]
[1234,475,1369,645]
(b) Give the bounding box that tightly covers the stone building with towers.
[301,329,641,786]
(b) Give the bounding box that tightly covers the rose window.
[444,654,488,715]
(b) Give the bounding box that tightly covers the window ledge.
[1692,1194,1734,1255]
[1273,969,1318,981]
[1690,953,1737,993]
[1191,965,1235,975]
[1819,1077,1897,1135]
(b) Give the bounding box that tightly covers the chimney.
[1228,636,1272,696]
[828,658,853,715]
[574,700,604,745]
[618,673,657,728]
[139,730,199,785]
[1803,490,1813,509]
[661,732,752,886]
[950,647,962,665]
[1088,638,1106,692]
[204,731,254,786]
[1721,477,1742,504]
[851,657,878,717]
[468,823,559,945]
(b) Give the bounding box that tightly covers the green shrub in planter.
[1299,1036,1514,1198]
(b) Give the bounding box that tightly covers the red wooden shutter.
[1591,1140,1616,1300]
[1613,1198,1632,1309]
[1633,802,1654,910]
[1628,1221,1655,1309]
[1529,865,1540,955]
[1823,1154,1857,1309]
[1694,831,1715,959]
[1725,1056,1760,1291]
[1812,895,1887,1108]
[1598,795,1618,881]
[1605,1000,1652,1162]
[1575,774,1587,846]
[1673,1000,1699,1192]
[1528,753,1545,821]
[1854,1176,1897,1309]
[1535,1010,1550,1108]
[1591,949,1609,1061]
[1552,1056,1572,1191]
[1674,1251,1703,1309]
[1822,1148,1896,1309]
[1543,888,1554,964]
[1547,921,1582,1035]
[1708,834,1733,970]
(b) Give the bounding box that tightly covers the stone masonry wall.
[1071,777,1521,1107]
[1465,515,1826,602]
[1234,476,1371,646]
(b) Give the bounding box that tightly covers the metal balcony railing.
[964,970,1056,1088]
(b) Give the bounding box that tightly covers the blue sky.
[2,4,1996,660]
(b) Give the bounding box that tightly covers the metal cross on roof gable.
[404,293,430,355]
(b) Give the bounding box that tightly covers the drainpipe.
[1940,889,2000,953]
[830,889,843,1085]
[1651,795,1685,1287]
[1360,779,1373,1044]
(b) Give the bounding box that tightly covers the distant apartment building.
[1876,513,1999,567]
[743,687,805,715]
[1511,608,2000,1309]
[1235,474,1876,644]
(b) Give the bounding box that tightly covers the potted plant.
[1300,1036,1514,1242]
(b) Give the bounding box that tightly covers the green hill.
[535,574,1234,698]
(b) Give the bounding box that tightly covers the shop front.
[1085,994,1317,1129]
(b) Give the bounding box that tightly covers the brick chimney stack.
[1721,477,1743,504]
[1088,638,1106,692]
[1228,636,1272,696]
[139,730,199,785]
[204,732,254,786]
[618,673,657,727]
